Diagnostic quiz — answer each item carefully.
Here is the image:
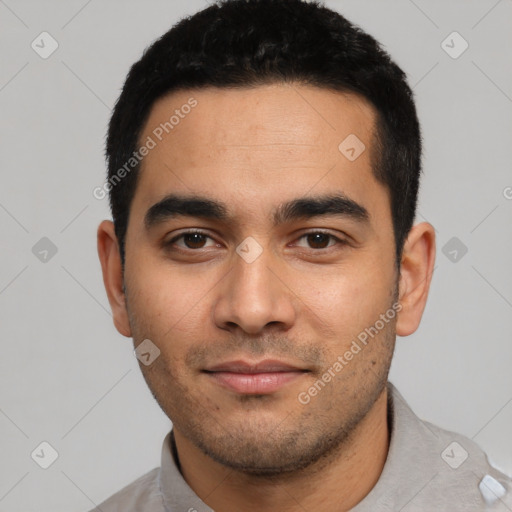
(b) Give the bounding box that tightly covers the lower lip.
[206,371,305,394]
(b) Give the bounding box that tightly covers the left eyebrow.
[144,192,369,230]
[273,194,369,225]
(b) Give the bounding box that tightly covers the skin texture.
[97,83,436,511]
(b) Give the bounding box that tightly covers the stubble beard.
[135,331,394,479]
[125,284,397,479]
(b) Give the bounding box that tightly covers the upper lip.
[204,359,306,374]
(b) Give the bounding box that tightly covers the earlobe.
[97,220,132,338]
[396,222,436,337]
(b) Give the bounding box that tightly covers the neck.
[173,387,390,512]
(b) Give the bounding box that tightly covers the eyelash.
[165,229,347,252]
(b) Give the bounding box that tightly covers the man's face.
[122,84,398,474]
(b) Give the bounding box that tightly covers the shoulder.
[355,384,512,511]
[89,467,164,512]
[421,417,511,509]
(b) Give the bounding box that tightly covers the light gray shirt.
[91,383,512,511]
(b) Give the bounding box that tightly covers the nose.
[212,245,297,335]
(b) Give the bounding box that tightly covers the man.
[95,0,511,510]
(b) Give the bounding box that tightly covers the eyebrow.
[144,193,369,230]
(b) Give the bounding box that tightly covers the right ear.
[97,220,132,337]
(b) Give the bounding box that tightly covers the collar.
[156,382,493,511]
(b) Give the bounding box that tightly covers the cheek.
[126,252,212,332]
[125,264,219,384]
[294,260,395,341]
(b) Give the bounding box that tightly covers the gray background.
[0,0,511,510]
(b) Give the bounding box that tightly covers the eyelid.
[165,228,348,251]
[166,228,217,247]
[290,229,348,249]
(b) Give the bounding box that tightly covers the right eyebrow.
[144,192,370,231]
[144,194,229,230]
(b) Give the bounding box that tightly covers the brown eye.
[305,233,332,249]
[294,231,344,250]
[182,233,208,249]
[166,231,217,250]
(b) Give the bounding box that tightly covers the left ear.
[396,222,436,336]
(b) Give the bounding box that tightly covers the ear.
[97,220,132,337]
[396,222,436,336]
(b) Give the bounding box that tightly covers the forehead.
[132,83,386,223]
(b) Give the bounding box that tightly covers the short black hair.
[106,0,421,267]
